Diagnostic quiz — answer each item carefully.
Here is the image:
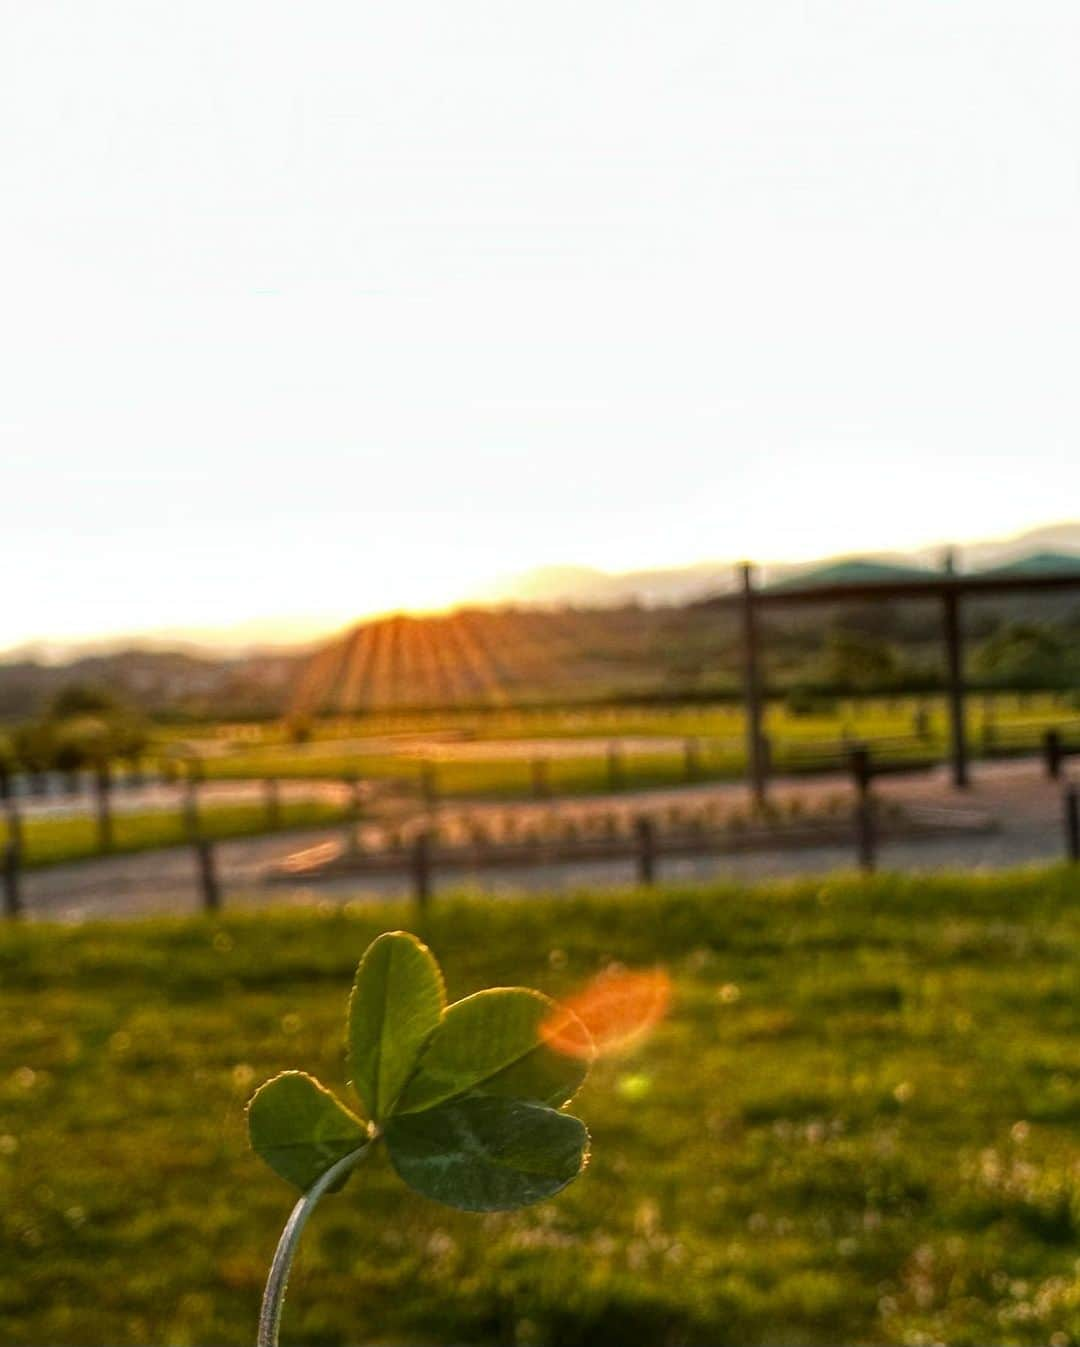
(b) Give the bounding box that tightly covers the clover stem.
[257,1144,371,1347]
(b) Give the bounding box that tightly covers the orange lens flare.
[543,968,671,1059]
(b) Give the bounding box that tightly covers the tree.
[973,623,1067,689]
[47,682,122,720]
[13,682,151,772]
[823,627,899,692]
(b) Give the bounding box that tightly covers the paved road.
[17,758,1075,922]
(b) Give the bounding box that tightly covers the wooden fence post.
[849,745,876,874]
[1065,785,1080,863]
[94,761,114,853]
[412,831,433,911]
[635,815,657,886]
[0,767,23,856]
[1044,729,1063,780]
[2,843,22,919]
[195,837,221,913]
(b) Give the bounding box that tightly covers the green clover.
[248,931,593,1346]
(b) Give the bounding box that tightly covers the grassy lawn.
[6,690,1062,868]
[1,868,1078,1344]
[0,800,347,869]
[171,693,1079,748]
[180,694,1077,796]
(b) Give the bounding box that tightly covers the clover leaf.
[248,1071,368,1192]
[247,931,594,1346]
[394,985,590,1114]
[347,929,445,1121]
[385,1094,589,1211]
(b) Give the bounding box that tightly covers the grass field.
[196,742,941,798]
[177,691,1080,748]
[0,799,347,869]
[11,692,1059,869]
[2,868,1078,1344]
[174,694,1079,800]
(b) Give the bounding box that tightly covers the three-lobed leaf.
[386,1094,589,1212]
[248,1072,368,1192]
[347,931,445,1121]
[395,987,592,1115]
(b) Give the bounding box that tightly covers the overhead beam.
[700,570,1080,610]
[707,556,1080,796]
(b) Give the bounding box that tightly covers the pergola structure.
[704,553,1080,801]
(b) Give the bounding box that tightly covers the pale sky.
[2,1,1080,651]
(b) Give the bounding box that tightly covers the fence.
[1042,728,1080,780]
[0,762,358,867]
[271,744,1043,906]
[0,750,913,919]
[3,715,1079,817]
[5,773,1079,923]
[413,720,1080,804]
[4,735,1080,918]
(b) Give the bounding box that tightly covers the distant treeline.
[2,593,1078,726]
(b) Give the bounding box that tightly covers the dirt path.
[19,758,1075,922]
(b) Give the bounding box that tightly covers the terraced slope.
[292,606,690,711]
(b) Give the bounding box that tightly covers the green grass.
[2,867,1079,1344]
[171,692,1080,748]
[12,691,1059,869]
[192,744,763,797]
[0,800,347,869]
[178,694,1078,798]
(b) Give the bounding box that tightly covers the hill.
[478,521,1080,608]
[0,648,300,722]
[295,548,1080,714]
[291,605,690,712]
[5,524,1080,721]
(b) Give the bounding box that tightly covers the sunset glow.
[3,2,1080,652]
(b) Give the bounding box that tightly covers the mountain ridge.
[3,521,1079,676]
[476,521,1080,609]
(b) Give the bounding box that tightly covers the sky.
[2,1,1080,653]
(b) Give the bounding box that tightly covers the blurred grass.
[187,693,1074,795]
[175,692,1076,747]
[1,868,1079,1344]
[0,800,346,869]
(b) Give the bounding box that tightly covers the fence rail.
[4,734,1080,917]
[273,745,1008,899]
[3,716,1080,808]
